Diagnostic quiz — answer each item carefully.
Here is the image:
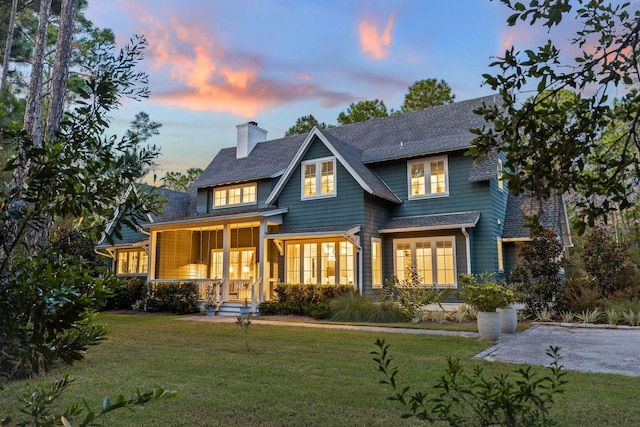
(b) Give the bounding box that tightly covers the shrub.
[380,263,447,320]
[259,284,355,316]
[372,339,566,426]
[147,282,199,314]
[510,227,566,316]
[368,302,407,323]
[329,292,375,322]
[104,277,147,310]
[557,276,603,313]
[457,273,514,312]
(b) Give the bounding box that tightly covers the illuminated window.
[393,237,456,287]
[407,156,448,198]
[116,249,148,275]
[286,240,356,286]
[371,238,382,288]
[301,157,336,199]
[497,159,504,190]
[497,237,504,272]
[212,248,255,281]
[213,183,257,208]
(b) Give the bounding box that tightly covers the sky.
[82,0,582,178]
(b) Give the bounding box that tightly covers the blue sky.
[83,0,561,178]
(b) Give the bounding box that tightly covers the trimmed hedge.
[104,277,146,310]
[259,284,355,318]
[147,281,199,314]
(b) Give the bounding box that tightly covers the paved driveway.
[476,324,640,377]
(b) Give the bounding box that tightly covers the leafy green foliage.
[0,375,176,427]
[380,263,446,321]
[337,99,388,125]
[258,284,355,316]
[146,282,199,314]
[372,339,567,426]
[0,34,160,379]
[581,226,639,297]
[284,114,328,136]
[471,1,640,229]
[160,167,203,191]
[510,228,566,315]
[457,273,515,312]
[400,78,455,113]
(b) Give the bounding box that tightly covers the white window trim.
[301,156,337,200]
[497,159,504,191]
[497,237,504,272]
[371,237,383,289]
[407,155,449,200]
[213,183,257,209]
[392,236,457,288]
[285,238,356,286]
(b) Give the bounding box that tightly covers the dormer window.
[301,157,336,200]
[407,156,448,199]
[497,159,504,190]
[213,183,256,208]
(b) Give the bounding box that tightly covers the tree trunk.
[22,0,51,148]
[45,0,76,140]
[0,0,18,91]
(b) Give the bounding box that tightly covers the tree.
[400,78,455,112]
[0,0,18,91]
[284,114,328,136]
[0,34,160,379]
[161,167,204,191]
[470,1,640,232]
[127,111,162,142]
[337,99,388,125]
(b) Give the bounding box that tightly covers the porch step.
[215,301,257,317]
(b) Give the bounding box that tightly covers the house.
[97,95,572,315]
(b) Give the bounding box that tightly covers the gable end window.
[301,157,336,200]
[213,183,257,208]
[407,156,448,199]
[117,249,148,275]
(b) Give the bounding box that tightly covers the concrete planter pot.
[477,311,501,341]
[497,306,517,334]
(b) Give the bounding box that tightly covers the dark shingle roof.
[468,154,499,182]
[502,193,561,239]
[380,211,481,233]
[150,187,192,222]
[194,95,498,192]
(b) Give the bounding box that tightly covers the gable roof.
[379,211,481,233]
[195,95,499,192]
[97,185,191,247]
[503,192,572,248]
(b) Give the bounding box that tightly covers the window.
[286,240,356,285]
[371,238,382,288]
[116,249,148,275]
[213,183,256,208]
[393,237,456,287]
[497,159,504,190]
[497,237,504,272]
[210,248,255,280]
[407,156,448,198]
[301,157,336,199]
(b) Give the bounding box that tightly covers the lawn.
[1,314,639,426]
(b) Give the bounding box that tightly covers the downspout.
[461,227,471,275]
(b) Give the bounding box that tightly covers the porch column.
[149,231,158,280]
[259,220,267,302]
[462,227,471,274]
[222,224,231,300]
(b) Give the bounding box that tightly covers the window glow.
[302,158,336,199]
[408,156,448,198]
[213,183,257,207]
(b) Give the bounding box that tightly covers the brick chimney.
[236,121,267,159]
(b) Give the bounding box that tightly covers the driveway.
[475,323,640,377]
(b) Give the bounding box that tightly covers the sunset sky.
[84,0,582,178]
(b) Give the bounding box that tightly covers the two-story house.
[97,95,572,315]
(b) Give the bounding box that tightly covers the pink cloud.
[358,12,395,60]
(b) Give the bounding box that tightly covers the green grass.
[1,314,638,426]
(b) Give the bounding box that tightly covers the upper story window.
[302,157,336,200]
[497,159,504,190]
[407,156,448,199]
[213,183,256,208]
